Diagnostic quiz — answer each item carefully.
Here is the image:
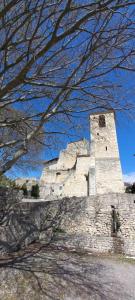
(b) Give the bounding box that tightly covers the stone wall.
[15,177,38,191]
[40,139,90,199]
[90,111,124,194]
[52,193,135,255]
[95,158,124,194]
[90,112,120,159]
[0,188,135,256]
[40,111,124,199]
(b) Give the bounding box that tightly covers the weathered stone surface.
[40,111,124,199]
[0,189,135,256]
[90,111,124,194]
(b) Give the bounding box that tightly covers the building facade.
[40,111,124,198]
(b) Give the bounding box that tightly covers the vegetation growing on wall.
[111,206,121,235]
[125,183,135,194]
[21,183,28,197]
[31,184,40,199]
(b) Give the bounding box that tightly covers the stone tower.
[39,110,124,198]
[90,110,124,195]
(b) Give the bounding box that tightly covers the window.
[99,115,106,127]
[56,172,61,175]
[85,175,88,181]
[106,146,107,151]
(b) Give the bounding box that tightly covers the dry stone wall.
[53,193,135,255]
[0,188,135,256]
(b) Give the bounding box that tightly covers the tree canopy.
[0,0,135,174]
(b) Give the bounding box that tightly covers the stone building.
[40,110,124,198]
[15,177,38,191]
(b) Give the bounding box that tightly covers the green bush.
[131,183,135,193]
[21,183,28,197]
[31,184,40,198]
[126,183,135,194]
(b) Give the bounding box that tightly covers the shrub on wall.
[126,183,135,194]
[21,183,28,197]
[111,206,121,235]
[31,184,40,198]
[131,183,135,193]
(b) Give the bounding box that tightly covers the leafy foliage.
[21,183,28,197]
[31,184,40,198]
[125,183,135,194]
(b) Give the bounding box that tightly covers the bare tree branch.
[0,0,135,174]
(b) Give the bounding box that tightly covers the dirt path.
[0,248,135,300]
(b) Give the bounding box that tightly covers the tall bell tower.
[90,110,124,194]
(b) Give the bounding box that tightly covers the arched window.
[99,115,106,127]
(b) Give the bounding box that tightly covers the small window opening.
[56,172,61,175]
[85,175,88,181]
[85,174,89,196]
[106,146,107,151]
[97,133,99,136]
[134,200,135,204]
[99,115,106,127]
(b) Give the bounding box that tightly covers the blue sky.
[116,70,135,183]
[9,65,135,182]
[19,69,135,183]
[7,13,135,183]
[117,112,135,183]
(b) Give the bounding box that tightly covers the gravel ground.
[0,246,135,300]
